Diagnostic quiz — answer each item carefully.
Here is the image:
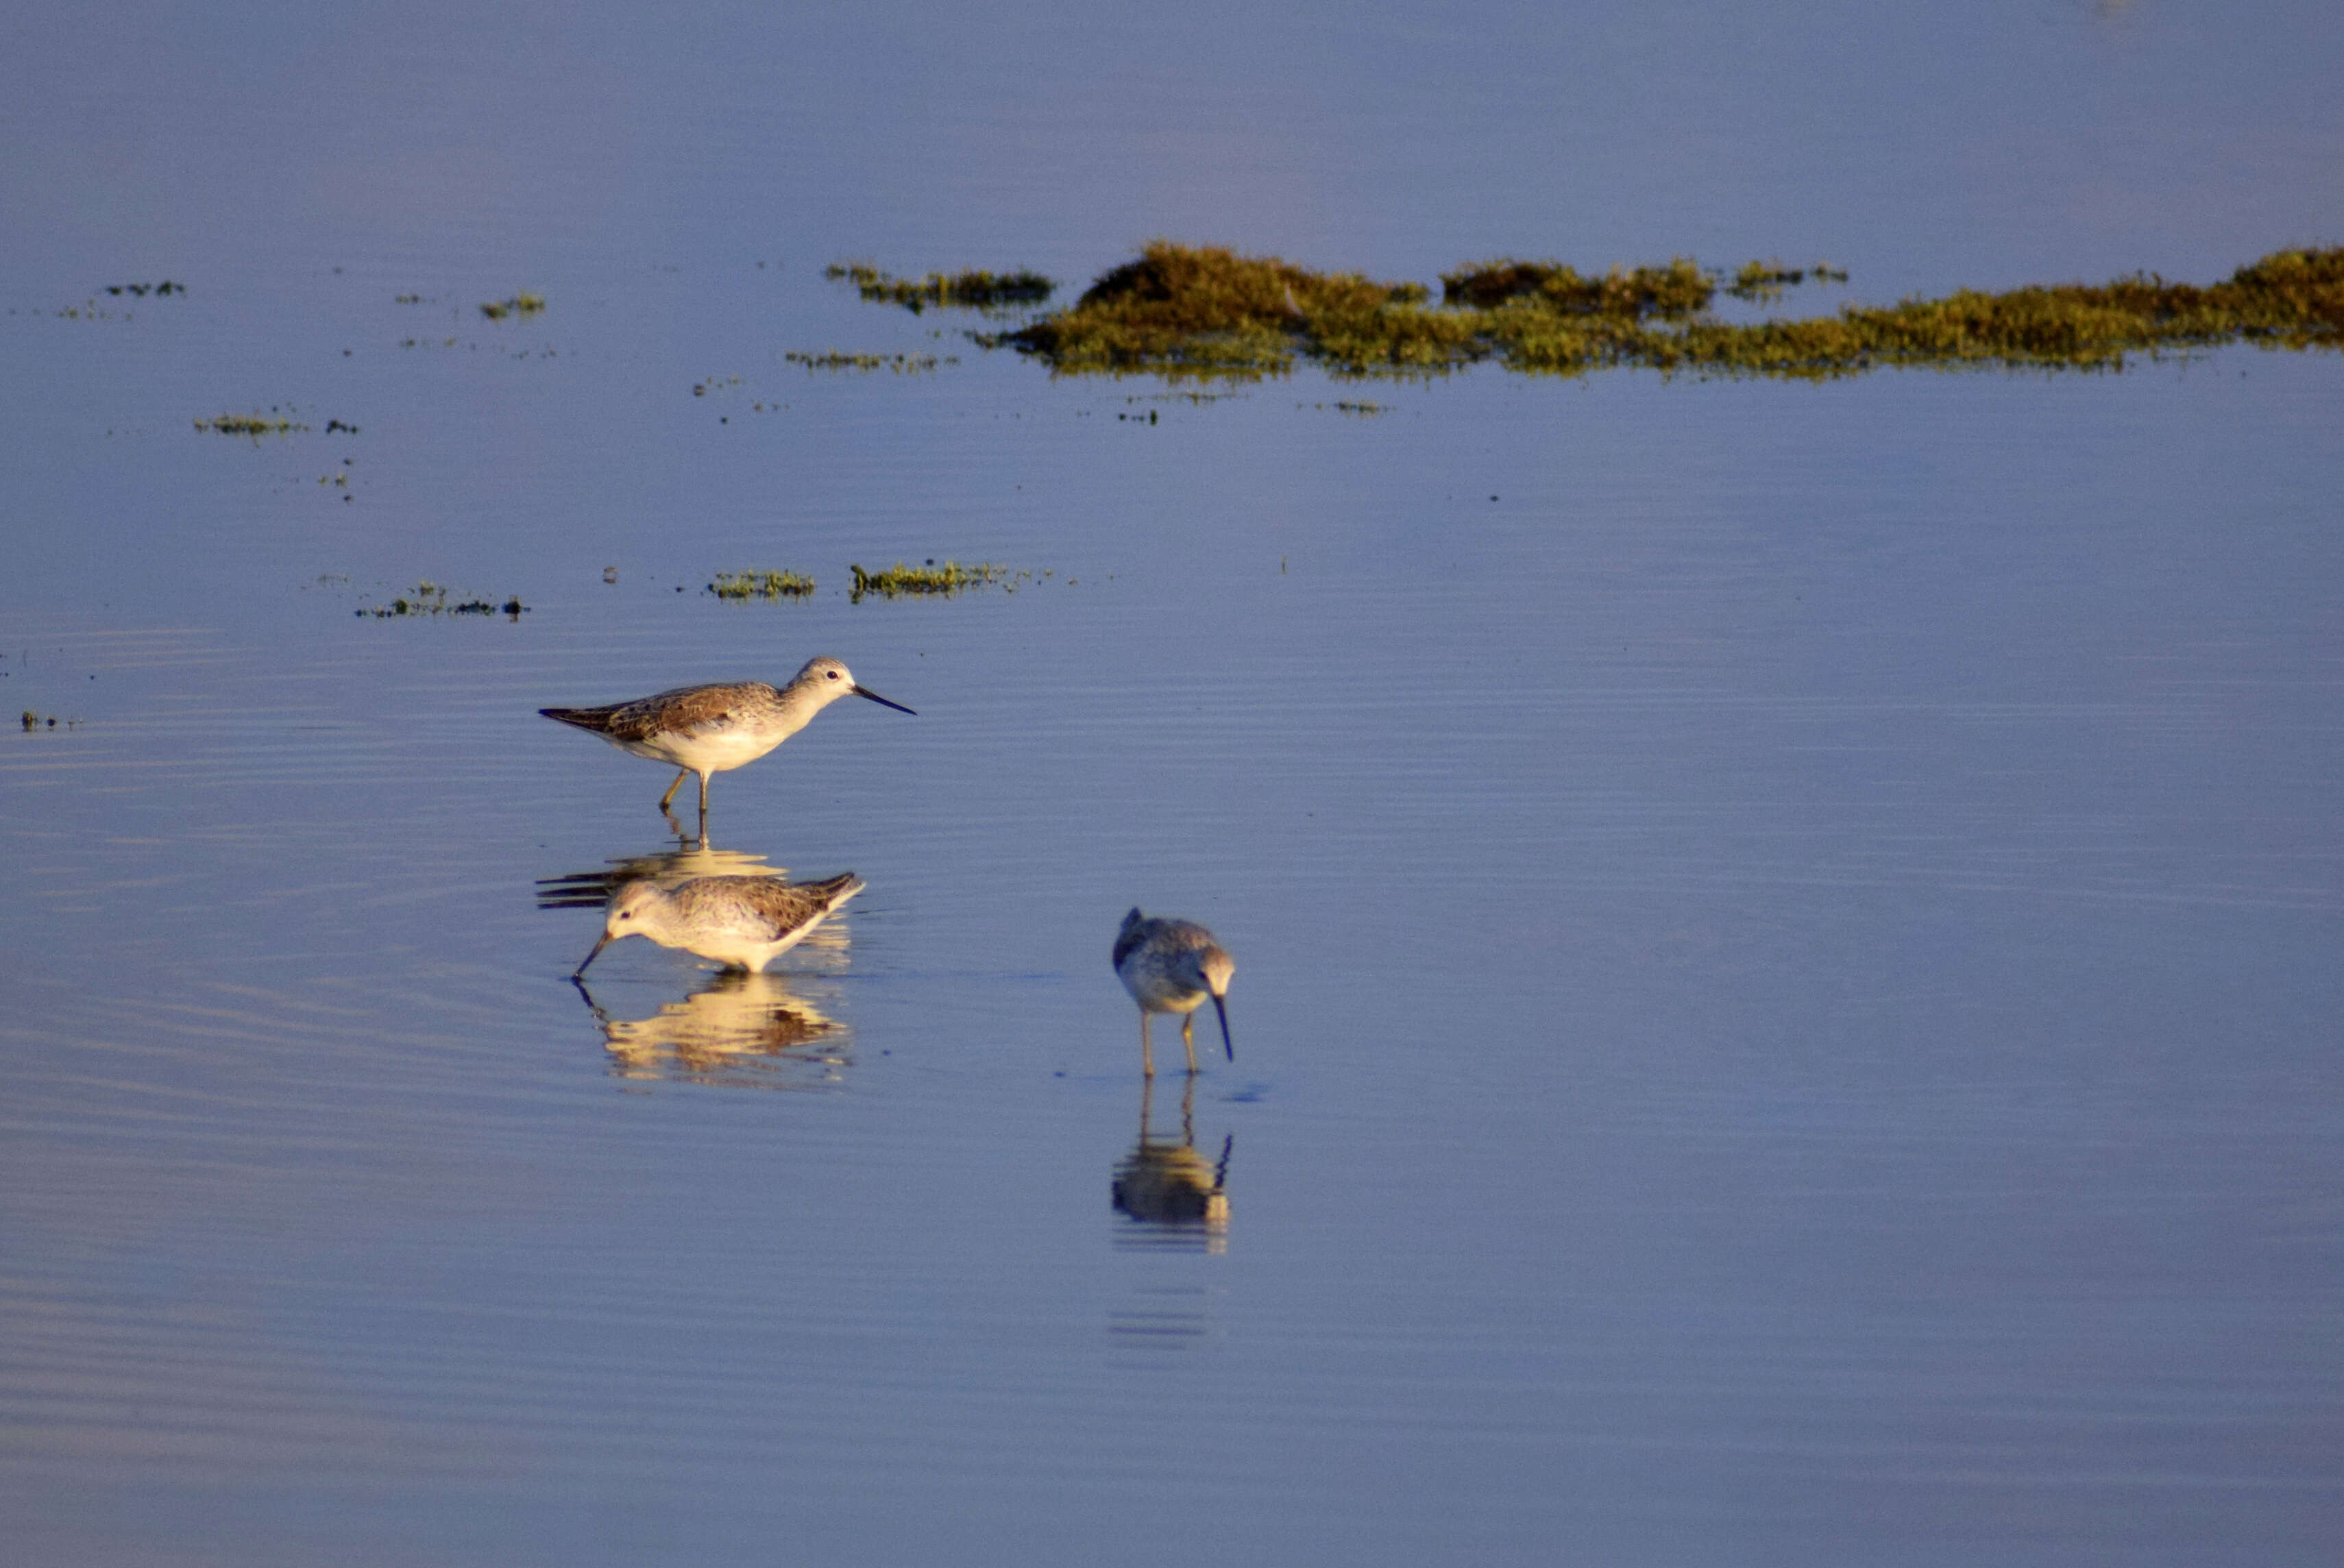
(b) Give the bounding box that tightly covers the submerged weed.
[358,582,528,619]
[966,241,2344,382]
[785,350,950,373]
[848,560,1028,602]
[824,263,1054,313]
[195,411,310,437]
[709,570,816,600]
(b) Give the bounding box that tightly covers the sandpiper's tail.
[540,705,620,734]
[805,872,866,912]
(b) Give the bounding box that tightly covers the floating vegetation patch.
[692,374,743,397]
[823,262,1054,313]
[1306,400,1389,416]
[20,710,77,731]
[103,281,184,297]
[394,293,429,304]
[709,569,816,600]
[325,419,360,433]
[970,241,2344,382]
[848,560,1029,602]
[358,582,528,619]
[479,293,546,321]
[195,411,310,437]
[785,350,951,374]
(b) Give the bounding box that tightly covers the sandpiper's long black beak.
[853,685,916,715]
[1212,994,1233,1062]
[572,931,614,978]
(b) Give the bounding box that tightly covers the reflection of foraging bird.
[574,872,865,977]
[575,970,846,1089]
[1113,909,1234,1077]
[540,657,914,833]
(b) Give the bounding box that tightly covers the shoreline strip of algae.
[951,241,2344,381]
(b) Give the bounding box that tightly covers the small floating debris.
[103,281,184,298]
[20,710,75,731]
[325,419,360,433]
[195,411,310,437]
[822,262,1054,313]
[478,293,546,321]
[785,350,951,374]
[1305,400,1389,416]
[692,375,744,397]
[357,582,528,619]
[848,560,1027,602]
[393,293,429,304]
[709,569,816,600]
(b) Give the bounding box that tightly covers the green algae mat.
[838,243,2344,381]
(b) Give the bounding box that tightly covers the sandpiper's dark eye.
[827,670,840,679]
[619,911,633,920]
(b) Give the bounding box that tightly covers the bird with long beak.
[541,657,914,834]
[1112,909,1235,1077]
[574,872,865,977]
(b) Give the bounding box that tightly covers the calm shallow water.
[3,3,2342,1564]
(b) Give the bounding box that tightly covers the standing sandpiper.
[1113,909,1235,1077]
[573,872,866,977]
[541,657,914,833]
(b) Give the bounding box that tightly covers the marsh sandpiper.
[541,657,914,834]
[573,871,865,977]
[1114,909,1234,1077]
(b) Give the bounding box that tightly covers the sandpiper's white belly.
[618,721,794,774]
[1125,971,1208,1014]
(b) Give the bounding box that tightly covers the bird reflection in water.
[573,970,851,1090]
[1112,1074,1232,1251]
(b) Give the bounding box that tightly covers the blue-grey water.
[3,3,2341,1563]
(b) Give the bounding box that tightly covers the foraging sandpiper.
[574,871,866,977]
[1113,909,1235,1077]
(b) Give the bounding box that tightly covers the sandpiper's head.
[788,657,916,716]
[574,881,670,975]
[1190,943,1235,1001]
[1186,941,1235,1062]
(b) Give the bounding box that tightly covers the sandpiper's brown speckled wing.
[675,872,864,937]
[547,682,774,744]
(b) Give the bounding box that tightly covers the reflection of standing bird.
[540,657,914,833]
[574,872,864,976]
[1113,909,1234,1077]
[1113,1074,1231,1233]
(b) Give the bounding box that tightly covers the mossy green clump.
[848,560,1027,602]
[479,293,546,321]
[1441,256,1712,317]
[973,241,2344,382]
[358,582,528,619]
[195,412,309,437]
[709,570,816,600]
[824,263,1054,313]
[986,241,1440,379]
